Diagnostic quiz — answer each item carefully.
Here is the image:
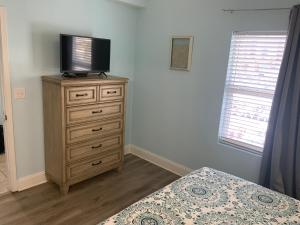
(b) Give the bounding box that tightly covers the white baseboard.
[124,144,132,155]
[17,171,47,191]
[125,144,192,176]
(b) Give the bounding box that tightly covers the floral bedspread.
[99,167,300,224]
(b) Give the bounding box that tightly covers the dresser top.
[42,74,129,86]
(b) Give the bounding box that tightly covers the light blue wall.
[0,0,137,178]
[2,0,299,182]
[132,0,300,182]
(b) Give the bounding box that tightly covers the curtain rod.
[222,8,291,13]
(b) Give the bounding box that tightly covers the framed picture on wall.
[170,36,194,71]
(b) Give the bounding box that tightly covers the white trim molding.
[124,144,133,155]
[0,7,18,192]
[126,144,193,176]
[17,172,47,192]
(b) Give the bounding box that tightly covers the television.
[60,34,111,75]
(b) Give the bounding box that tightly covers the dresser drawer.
[66,102,123,125]
[66,86,97,105]
[99,85,124,102]
[66,135,123,163]
[66,119,123,144]
[67,152,121,180]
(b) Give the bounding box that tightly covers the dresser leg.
[117,163,123,173]
[60,185,69,195]
[117,164,123,173]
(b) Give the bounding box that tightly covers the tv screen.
[60,34,110,74]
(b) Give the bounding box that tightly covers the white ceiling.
[112,0,147,8]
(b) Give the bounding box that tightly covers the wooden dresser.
[42,75,128,194]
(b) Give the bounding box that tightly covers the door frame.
[0,7,18,192]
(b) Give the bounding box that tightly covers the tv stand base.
[61,72,108,79]
[62,72,76,78]
[97,72,108,78]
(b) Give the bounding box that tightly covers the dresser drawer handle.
[92,128,103,132]
[91,144,102,149]
[76,93,88,97]
[107,91,117,94]
[92,110,103,114]
[92,161,102,166]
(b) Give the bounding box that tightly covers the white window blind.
[219,31,287,152]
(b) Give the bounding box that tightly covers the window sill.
[219,139,263,157]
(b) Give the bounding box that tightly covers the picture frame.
[170,36,194,71]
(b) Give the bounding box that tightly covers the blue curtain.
[259,5,300,200]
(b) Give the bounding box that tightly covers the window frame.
[218,31,287,154]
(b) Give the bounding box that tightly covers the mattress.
[99,167,300,224]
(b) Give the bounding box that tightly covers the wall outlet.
[14,88,26,99]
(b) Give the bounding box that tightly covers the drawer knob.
[92,110,103,114]
[92,161,102,166]
[76,93,88,97]
[107,91,117,94]
[92,127,103,132]
[91,144,102,149]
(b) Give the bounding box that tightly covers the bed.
[99,167,300,224]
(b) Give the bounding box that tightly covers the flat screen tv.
[60,34,111,75]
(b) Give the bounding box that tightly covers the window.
[219,31,287,153]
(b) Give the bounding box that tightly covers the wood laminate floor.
[0,154,179,225]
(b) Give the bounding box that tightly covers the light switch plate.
[14,88,26,99]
